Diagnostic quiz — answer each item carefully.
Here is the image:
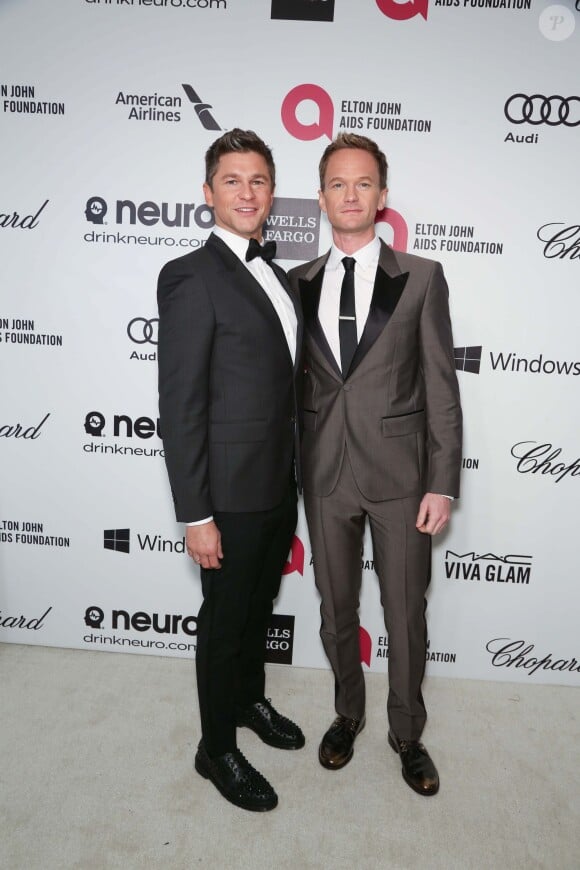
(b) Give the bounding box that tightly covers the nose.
[344,184,358,201]
[238,182,255,200]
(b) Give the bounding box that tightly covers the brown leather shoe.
[388,730,439,796]
[319,715,365,770]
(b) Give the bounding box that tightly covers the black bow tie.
[246,238,277,264]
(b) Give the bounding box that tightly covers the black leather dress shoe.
[388,731,440,796]
[237,698,305,750]
[194,741,278,812]
[318,715,365,770]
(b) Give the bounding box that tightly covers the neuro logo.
[281,84,334,141]
[104,529,130,554]
[375,207,408,252]
[127,317,158,346]
[83,411,161,441]
[84,606,105,629]
[181,85,221,131]
[359,626,372,666]
[283,535,305,576]
[85,196,107,224]
[84,411,105,436]
[376,0,428,21]
[454,346,482,374]
[271,0,335,22]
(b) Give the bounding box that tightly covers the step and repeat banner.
[1,0,579,686]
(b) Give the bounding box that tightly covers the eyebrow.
[222,172,269,181]
[327,175,375,184]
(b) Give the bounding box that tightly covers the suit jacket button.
[343,384,352,391]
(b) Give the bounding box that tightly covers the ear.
[379,187,388,211]
[318,189,327,215]
[203,182,213,207]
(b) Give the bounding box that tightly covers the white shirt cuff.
[186,517,213,526]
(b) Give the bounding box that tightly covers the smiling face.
[203,150,274,241]
[319,148,387,249]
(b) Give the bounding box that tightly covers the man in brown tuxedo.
[288,134,462,796]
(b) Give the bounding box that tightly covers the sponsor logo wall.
[1,0,578,687]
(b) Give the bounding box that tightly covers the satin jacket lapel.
[348,243,409,377]
[271,261,303,375]
[206,234,297,368]
[299,259,342,380]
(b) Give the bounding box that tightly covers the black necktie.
[339,256,357,378]
[246,238,277,264]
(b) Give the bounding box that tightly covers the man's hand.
[186,521,223,569]
[415,493,451,536]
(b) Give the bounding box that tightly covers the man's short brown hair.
[319,133,388,190]
[204,128,276,189]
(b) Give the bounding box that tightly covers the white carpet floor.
[0,643,578,870]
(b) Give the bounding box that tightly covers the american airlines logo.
[181,85,221,130]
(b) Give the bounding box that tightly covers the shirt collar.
[212,225,262,263]
[328,235,380,271]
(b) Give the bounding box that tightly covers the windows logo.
[103,529,130,554]
[454,346,482,374]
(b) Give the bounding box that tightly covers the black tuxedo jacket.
[158,233,303,522]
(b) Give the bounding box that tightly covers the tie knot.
[246,238,277,263]
[342,256,356,272]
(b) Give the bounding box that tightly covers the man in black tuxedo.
[157,129,304,812]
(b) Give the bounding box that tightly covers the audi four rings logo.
[504,94,580,127]
[127,317,158,345]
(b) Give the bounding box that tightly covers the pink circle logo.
[281,84,334,141]
[376,0,428,21]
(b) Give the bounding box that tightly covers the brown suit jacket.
[288,240,462,501]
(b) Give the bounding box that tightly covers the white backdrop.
[1,0,579,687]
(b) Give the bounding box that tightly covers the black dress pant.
[195,482,297,758]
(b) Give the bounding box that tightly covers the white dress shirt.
[188,226,298,526]
[213,226,297,363]
[318,235,380,367]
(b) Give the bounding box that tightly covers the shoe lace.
[331,716,360,736]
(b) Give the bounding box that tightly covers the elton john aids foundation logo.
[283,536,305,575]
[376,0,428,20]
[360,626,372,665]
[375,208,408,253]
[281,84,334,141]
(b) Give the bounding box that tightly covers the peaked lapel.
[347,242,408,377]
[205,233,301,372]
[271,260,303,375]
[299,241,408,381]
[298,252,342,380]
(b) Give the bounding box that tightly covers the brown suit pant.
[304,451,431,741]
